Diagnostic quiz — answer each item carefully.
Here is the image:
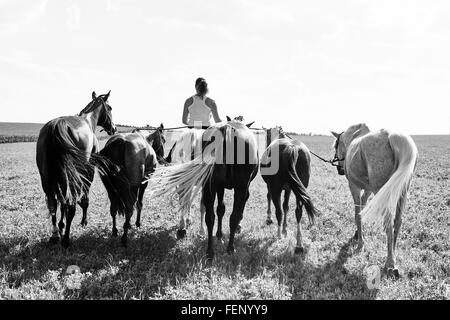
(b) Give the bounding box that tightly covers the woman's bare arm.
[207,98,222,123]
[182,97,193,125]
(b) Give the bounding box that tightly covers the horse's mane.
[78,94,108,115]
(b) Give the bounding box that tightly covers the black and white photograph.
[0,0,448,304]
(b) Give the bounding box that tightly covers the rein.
[282,132,343,167]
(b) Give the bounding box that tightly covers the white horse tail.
[361,132,418,231]
[146,134,217,212]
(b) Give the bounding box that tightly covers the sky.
[1,0,450,135]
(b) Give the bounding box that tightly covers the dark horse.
[149,119,259,260]
[260,126,319,254]
[36,91,117,247]
[99,124,165,246]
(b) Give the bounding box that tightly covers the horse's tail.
[361,132,418,230]
[282,145,319,224]
[98,138,129,215]
[147,128,218,211]
[147,155,216,212]
[44,119,95,205]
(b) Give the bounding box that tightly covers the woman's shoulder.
[204,97,216,108]
[184,96,194,106]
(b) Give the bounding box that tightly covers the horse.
[164,117,254,239]
[36,90,117,247]
[98,124,165,247]
[149,119,259,260]
[331,123,418,278]
[261,126,319,254]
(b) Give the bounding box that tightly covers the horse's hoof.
[387,268,400,280]
[207,251,215,262]
[282,229,288,238]
[112,229,118,237]
[177,229,187,239]
[80,221,87,228]
[266,218,273,225]
[227,246,235,255]
[235,225,242,234]
[353,230,359,241]
[294,246,305,255]
[49,236,59,245]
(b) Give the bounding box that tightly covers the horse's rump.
[99,135,144,214]
[37,118,97,205]
[358,131,418,230]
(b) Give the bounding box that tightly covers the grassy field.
[0,132,448,300]
[0,122,137,143]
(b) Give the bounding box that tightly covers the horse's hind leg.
[135,182,148,228]
[394,194,406,250]
[227,185,248,254]
[349,183,365,252]
[216,186,225,241]
[270,187,283,238]
[203,186,217,260]
[79,195,89,227]
[79,169,94,227]
[282,190,291,237]
[58,203,66,236]
[47,194,60,244]
[61,204,76,248]
[110,200,119,237]
[266,187,273,225]
[294,201,304,254]
[121,187,138,247]
[385,222,399,279]
[176,187,190,239]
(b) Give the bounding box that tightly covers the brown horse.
[331,123,418,278]
[149,119,259,260]
[261,126,319,254]
[36,91,117,247]
[99,124,165,246]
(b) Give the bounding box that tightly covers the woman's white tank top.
[187,95,211,126]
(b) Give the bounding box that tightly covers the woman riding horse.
[163,78,223,238]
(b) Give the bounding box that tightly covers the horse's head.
[148,123,166,164]
[92,91,117,135]
[226,115,254,128]
[331,131,345,175]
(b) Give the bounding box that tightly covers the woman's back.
[187,95,212,126]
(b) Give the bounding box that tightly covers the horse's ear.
[103,90,111,101]
[226,116,231,121]
[331,131,340,138]
[246,121,255,128]
[160,123,164,129]
[92,91,97,100]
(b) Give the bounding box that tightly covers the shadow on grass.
[0,224,376,299]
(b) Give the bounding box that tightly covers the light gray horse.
[331,123,418,279]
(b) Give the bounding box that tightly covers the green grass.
[0,135,448,300]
